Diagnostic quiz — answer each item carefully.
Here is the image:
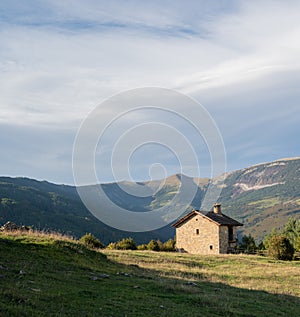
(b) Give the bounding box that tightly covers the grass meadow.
[0,230,299,316]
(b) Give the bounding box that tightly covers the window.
[228,227,234,241]
[196,229,199,235]
[210,245,213,250]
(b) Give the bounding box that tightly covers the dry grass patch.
[1,233,300,316]
[103,250,300,296]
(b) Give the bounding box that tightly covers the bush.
[107,238,137,250]
[117,238,137,250]
[137,239,175,252]
[296,236,300,252]
[161,239,176,251]
[80,233,104,249]
[106,242,117,250]
[137,244,148,250]
[147,239,160,251]
[268,235,294,260]
[263,228,278,249]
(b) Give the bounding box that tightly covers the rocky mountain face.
[218,157,300,240]
[0,157,299,243]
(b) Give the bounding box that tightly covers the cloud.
[0,1,300,183]
[0,0,234,36]
[1,1,299,123]
[178,0,300,92]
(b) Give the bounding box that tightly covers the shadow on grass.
[0,237,299,317]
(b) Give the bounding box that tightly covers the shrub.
[137,239,175,251]
[106,242,117,250]
[107,238,137,250]
[117,238,137,250]
[263,228,278,249]
[123,238,137,250]
[80,233,104,249]
[137,244,148,250]
[147,239,160,251]
[268,235,294,260]
[296,236,300,252]
[157,240,164,250]
[161,239,176,251]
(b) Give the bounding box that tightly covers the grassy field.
[0,231,300,317]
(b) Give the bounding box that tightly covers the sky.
[1,0,300,185]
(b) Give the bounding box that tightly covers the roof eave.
[171,210,200,227]
[172,210,243,227]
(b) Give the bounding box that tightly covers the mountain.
[0,177,174,244]
[0,157,300,243]
[218,157,300,240]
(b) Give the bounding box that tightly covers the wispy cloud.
[0,1,300,182]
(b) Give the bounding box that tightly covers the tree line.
[238,217,300,260]
[80,217,300,260]
[79,233,175,252]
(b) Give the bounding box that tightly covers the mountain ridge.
[0,157,300,243]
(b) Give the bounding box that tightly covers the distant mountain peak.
[1,156,300,243]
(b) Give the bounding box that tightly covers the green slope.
[1,157,300,243]
[0,177,175,244]
[1,231,299,317]
[218,158,300,240]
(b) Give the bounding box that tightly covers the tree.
[239,235,257,254]
[282,217,300,250]
[263,228,278,250]
[268,235,294,260]
[258,241,265,250]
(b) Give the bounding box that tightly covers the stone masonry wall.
[175,214,220,254]
[219,226,229,253]
[219,226,238,253]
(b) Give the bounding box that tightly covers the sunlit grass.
[248,197,282,208]
[103,250,300,296]
[1,231,300,316]
[0,229,76,244]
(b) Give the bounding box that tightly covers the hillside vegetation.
[0,157,300,243]
[1,231,300,316]
[0,177,173,245]
[219,157,300,240]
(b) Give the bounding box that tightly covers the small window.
[195,218,198,221]
[196,229,199,235]
[210,245,213,250]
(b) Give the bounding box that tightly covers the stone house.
[172,203,243,254]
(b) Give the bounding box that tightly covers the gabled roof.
[171,210,199,227]
[172,210,243,228]
[205,211,243,226]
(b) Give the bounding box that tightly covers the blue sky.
[1,0,300,184]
